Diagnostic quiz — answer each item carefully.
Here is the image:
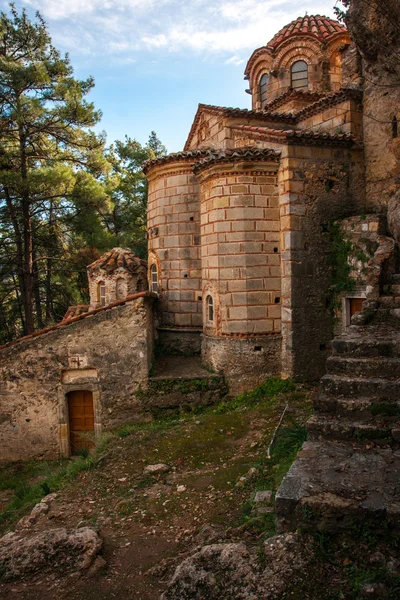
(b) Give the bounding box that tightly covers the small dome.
[266,15,347,51]
[87,248,146,274]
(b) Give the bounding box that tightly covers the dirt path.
[0,386,312,599]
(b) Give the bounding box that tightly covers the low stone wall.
[201,333,282,393]
[157,328,202,355]
[0,296,154,461]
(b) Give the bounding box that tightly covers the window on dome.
[291,60,308,90]
[392,116,398,138]
[259,73,268,107]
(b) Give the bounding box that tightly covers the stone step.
[314,394,400,419]
[321,374,400,399]
[326,355,400,379]
[276,441,400,534]
[307,414,398,442]
[332,336,400,358]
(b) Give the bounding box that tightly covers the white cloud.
[225,55,245,65]
[17,0,339,57]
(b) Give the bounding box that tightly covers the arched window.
[150,264,159,293]
[206,295,214,322]
[259,73,268,107]
[97,281,106,306]
[291,60,308,90]
[392,116,398,138]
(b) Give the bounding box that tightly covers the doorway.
[67,390,95,455]
[349,297,364,318]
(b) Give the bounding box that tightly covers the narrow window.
[206,295,214,322]
[97,281,106,306]
[150,264,159,293]
[259,73,268,107]
[291,60,308,90]
[392,116,398,138]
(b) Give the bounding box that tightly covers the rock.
[30,502,50,519]
[254,490,273,504]
[87,555,107,578]
[161,543,259,600]
[143,463,170,476]
[0,527,102,581]
[161,533,317,599]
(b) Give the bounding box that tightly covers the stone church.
[1,14,399,461]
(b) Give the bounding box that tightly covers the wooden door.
[350,298,364,318]
[68,391,94,455]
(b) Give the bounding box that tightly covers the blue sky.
[7,0,341,152]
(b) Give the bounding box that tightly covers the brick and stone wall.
[196,159,281,337]
[147,160,203,330]
[247,32,350,110]
[278,141,366,380]
[0,296,154,461]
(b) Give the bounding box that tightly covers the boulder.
[161,543,259,600]
[161,533,315,600]
[0,527,102,581]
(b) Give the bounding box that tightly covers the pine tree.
[0,5,110,335]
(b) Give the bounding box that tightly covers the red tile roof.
[87,248,147,274]
[266,15,347,51]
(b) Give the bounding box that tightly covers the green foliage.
[0,453,95,530]
[0,4,166,342]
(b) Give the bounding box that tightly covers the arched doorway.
[67,390,95,455]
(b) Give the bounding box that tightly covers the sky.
[7,0,342,152]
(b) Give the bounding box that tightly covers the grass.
[0,454,96,531]
[0,377,310,535]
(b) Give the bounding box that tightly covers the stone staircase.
[276,274,400,535]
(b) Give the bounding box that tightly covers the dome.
[87,248,146,274]
[266,15,347,51]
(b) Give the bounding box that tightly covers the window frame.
[98,281,106,306]
[291,60,308,90]
[259,73,268,107]
[150,264,159,294]
[206,295,214,323]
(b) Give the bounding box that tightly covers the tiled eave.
[231,125,360,147]
[143,149,211,174]
[193,147,281,175]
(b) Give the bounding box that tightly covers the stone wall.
[0,296,154,461]
[147,160,203,329]
[88,266,147,310]
[279,141,366,380]
[298,98,363,138]
[201,333,281,392]
[346,0,400,212]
